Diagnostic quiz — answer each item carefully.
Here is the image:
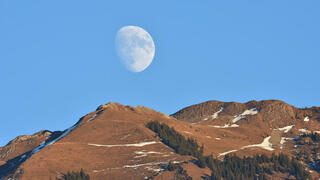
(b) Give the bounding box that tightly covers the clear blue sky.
[1,1,319,146]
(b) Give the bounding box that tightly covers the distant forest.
[146,121,312,180]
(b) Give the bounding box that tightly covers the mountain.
[0,100,319,179]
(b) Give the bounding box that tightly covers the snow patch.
[88,141,158,148]
[87,114,98,122]
[203,107,224,121]
[87,110,104,122]
[304,116,310,122]
[280,137,286,149]
[209,124,239,128]
[299,129,311,134]
[218,149,238,157]
[31,123,80,154]
[145,166,164,172]
[215,138,221,140]
[212,107,224,119]
[232,108,258,123]
[241,136,274,151]
[134,151,162,158]
[183,131,192,135]
[16,122,81,165]
[277,125,294,133]
[124,162,163,168]
[206,136,212,139]
[120,134,132,140]
[123,159,180,169]
[287,136,299,141]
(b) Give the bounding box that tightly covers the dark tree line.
[207,153,311,180]
[300,133,320,143]
[146,121,204,159]
[295,133,320,173]
[55,169,90,180]
[146,121,312,180]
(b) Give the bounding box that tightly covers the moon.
[115,26,155,72]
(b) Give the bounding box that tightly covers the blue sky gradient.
[1,1,319,146]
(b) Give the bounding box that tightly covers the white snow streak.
[304,117,310,122]
[134,151,162,158]
[218,149,238,157]
[87,114,98,122]
[32,123,80,154]
[203,107,224,121]
[277,125,294,133]
[212,107,224,119]
[88,141,158,147]
[145,166,163,172]
[183,131,193,135]
[232,108,258,123]
[209,124,239,128]
[299,129,311,134]
[219,136,274,157]
[123,161,169,168]
[241,136,274,151]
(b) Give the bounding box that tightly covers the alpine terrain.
[0,100,319,180]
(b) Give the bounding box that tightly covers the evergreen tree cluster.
[146,121,312,180]
[300,133,320,143]
[174,167,193,180]
[295,133,320,173]
[146,121,203,158]
[207,153,311,180]
[55,169,90,180]
[167,161,180,171]
[166,161,193,180]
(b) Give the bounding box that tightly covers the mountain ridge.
[0,100,319,179]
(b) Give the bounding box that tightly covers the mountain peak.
[1,99,319,179]
[95,102,127,111]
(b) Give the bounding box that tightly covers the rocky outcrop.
[0,130,51,161]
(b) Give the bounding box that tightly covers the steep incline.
[0,130,51,163]
[2,103,191,180]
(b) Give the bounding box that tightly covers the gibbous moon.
[115,26,155,72]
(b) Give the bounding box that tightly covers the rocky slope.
[0,100,319,179]
[0,103,192,180]
[0,130,51,162]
